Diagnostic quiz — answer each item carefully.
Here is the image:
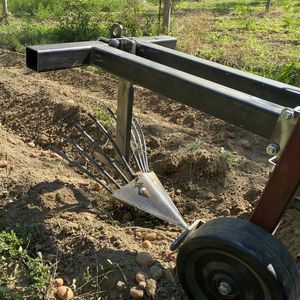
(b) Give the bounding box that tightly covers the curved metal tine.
[131,123,146,173]
[73,124,129,183]
[61,134,121,189]
[130,134,144,173]
[106,108,145,173]
[133,117,149,172]
[133,117,149,171]
[87,113,135,177]
[107,107,117,121]
[49,146,113,194]
[131,119,147,172]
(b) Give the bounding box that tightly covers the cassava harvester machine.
[26,24,300,300]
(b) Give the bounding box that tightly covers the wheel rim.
[178,243,283,300]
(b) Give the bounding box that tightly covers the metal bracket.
[170,219,205,251]
[266,107,300,164]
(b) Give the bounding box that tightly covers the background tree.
[162,0,172,33]
[2,0,8,16]
[265,0,272,12]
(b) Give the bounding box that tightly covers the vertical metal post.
[116,39,137,162]
[116,79,134,161]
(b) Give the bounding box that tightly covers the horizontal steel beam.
[26,41,283,138]
[136,42,300,108]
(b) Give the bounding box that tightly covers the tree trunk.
[162,0,172,33]
[2,0,8,16]
[265,0,272,12]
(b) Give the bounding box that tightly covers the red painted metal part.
[250,117,300,233]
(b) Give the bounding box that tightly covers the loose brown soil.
[0,49,299,299]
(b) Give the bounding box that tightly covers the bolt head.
[109,39,120,48]
[218,281,232,296]
[266,143,280,156]
[283,109,294,120]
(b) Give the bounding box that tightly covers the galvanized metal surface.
[113,172,188,229]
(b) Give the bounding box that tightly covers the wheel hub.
[218,281,232,296]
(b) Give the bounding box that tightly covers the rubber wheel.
[176,217,300,300]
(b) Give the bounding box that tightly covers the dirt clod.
[145,278,157,298]
[136,252,154,267]
[149,265,163,281]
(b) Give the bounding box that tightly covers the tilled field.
[0,49,299,299]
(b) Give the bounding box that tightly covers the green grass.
[173,0,300,86]
[1,0,298,86]
[0,229,51,299]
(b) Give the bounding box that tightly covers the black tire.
[177,217,300,300]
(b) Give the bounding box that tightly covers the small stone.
[187,201,196,210]
[296,253,300,263]
[135,231,142,238]
[37,134,49,144]
[129,286,144,299]
[145,278,157,298]
[136,252,154,267]
[220,208,230,216]
[175,189,182,196]
[116,280,126,290]
[138,281,147,289]
[0,160,8,168]
[142,240,152,249]
[207,192,214,199]
[56,286,74,300]
[135,271,148,283]
[30,153,38,158]
[143,232,157,241]
[93,183,101,191]
[113,240,122,248]
[27,142,35,148]
[53,278,64,287]
[149,265,163,281]
[99,179,106,186]
[40,150,49,157]
[66,99,75,105]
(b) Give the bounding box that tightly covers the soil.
[0,49,299,299]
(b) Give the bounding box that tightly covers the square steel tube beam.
[136,41,300,108]
[26,41,283,138]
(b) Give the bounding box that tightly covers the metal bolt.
[266,143,280,156]
[283,109,294,120]
[108,39,120,48]
[218,281,232,296]
[138,186,148,197]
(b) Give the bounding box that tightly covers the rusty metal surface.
[250,118,300,233]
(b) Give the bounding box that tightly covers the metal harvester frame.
[26,25,300,300]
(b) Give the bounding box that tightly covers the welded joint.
[266,107,300,165]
